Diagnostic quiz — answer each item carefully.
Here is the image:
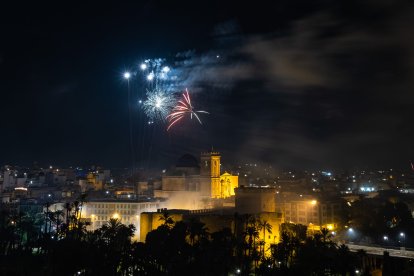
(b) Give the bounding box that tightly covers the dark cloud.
[166,2,414,169]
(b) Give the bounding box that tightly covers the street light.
[383,235,388,241]
[399,232,406,248]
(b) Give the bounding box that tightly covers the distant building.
[235,186,276,214]
[276,192,343,230]
[140,209,282,251]
[154,151,238,209]
[81,199,165,241]
[2,169,17,190]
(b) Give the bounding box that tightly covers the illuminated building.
[276,192,341,230]
[200,151,222,198]
[235,186,277,214]
[142,186,283,253]
[220,172,238,198]
[140,209,282,249]
[154,151,238,209]
[82,199,165,241]
[79,170,110,192]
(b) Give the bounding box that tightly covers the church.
[153,151,238,209]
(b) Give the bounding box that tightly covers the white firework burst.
[142,89,176,122]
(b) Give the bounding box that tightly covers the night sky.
[1,1,414,170]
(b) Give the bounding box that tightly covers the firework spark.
[166,89,209,131]
[143,89,176,122]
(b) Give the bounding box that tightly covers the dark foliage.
[0,203,366,275]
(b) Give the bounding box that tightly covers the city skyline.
[1,1,414,169]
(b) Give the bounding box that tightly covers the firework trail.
[166,88,209,131]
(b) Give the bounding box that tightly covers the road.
[345,243,414,259]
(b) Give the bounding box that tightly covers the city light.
[360,187,375,192]
[123,72,131,79]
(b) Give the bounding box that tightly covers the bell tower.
[200,151,221,198]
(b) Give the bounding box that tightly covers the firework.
[166,89,209,131]
[143,89,176,122]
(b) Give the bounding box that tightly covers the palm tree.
[51,210,64,238]
[101,218,123,243]
[72,200,81,229]
[245,224,260,258]
[96,218,136,274]
[44,202,50,234]
[320,227,331,243]
[187,217,208,246]
[64,202,72,226]
[158,210,174,228]
[258,219,273,256]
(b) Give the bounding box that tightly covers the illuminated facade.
[154,151,239,209]
[220,172,238,198]
[235,186,277,214]
[200,152,221,197]
[82,199,164,241]
[276,192,341,230]
[140,209,282,254]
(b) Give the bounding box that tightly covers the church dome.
[176,154,199,168]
